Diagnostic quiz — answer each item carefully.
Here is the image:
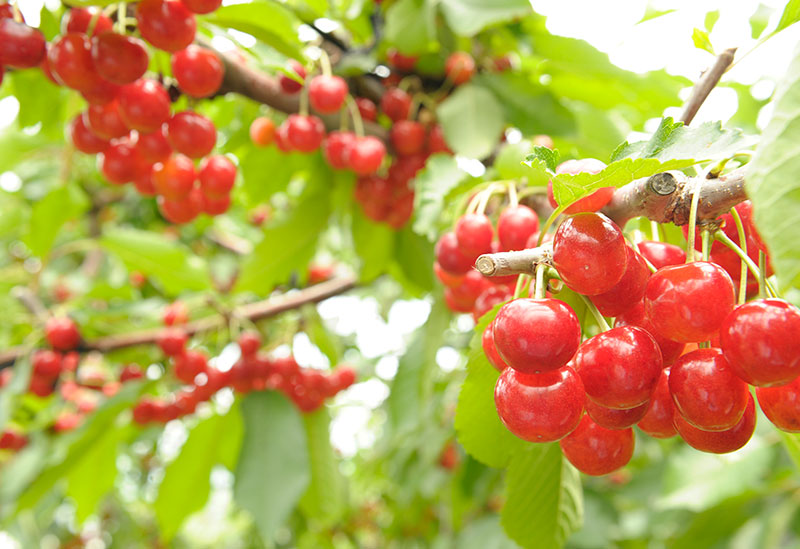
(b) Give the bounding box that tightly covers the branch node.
[646,172,678,195]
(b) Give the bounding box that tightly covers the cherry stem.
[507,181,519,208]
[344,95,364,137]
[759,251,768,300]
[516,184,545,199]
[339,105,349,131]
[701,229,711,261]
[534,263,546,300]
[318,49,333,77]
[714,232,778,298]
[729,207,748,305]
[579,294,611,332]
[512,274,530,299]
[10,0,21,23]
[685,178,703,262]
[629,239,658,273]
[650,221,661,242]
[116,2,126,34]
[299,78,310,117]
[699,341,711,349]
[476,183,503,215]
[537,208,562,246]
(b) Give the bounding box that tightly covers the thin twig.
[680,47,737,125]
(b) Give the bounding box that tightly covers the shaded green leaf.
[705,10,720,32]
[439,0,531,36]
[384,0,436,55]
[352,207,395,283]
[412,155,468,241]
[204,3,304,59]
[439,85,505,159]
[393,227,436,293]
[750,4,773,39]
[25,184,89,258]
[299,409,346,524]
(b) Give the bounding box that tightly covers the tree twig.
[680,47,737,125]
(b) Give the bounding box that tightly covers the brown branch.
[0,275,356,368]
[680,47,737,125]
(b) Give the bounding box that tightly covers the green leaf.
[9,69,65,138]
[456,516,518,549]
[204,3,304,59]
[774,0,800,36]
[352,207,395,283]
[747,45,800,290]
[501,444,583,549]
[299,409,346,524]
[238,146,303,206]
[24,184,89,258]
[750,4,773,39]
[384,0,437,55]
[101,227,211,296]
[154,408,243,541]
[393,227,436,293]
[526,146,560,173]
[439,0,531,36]
[234,392,310,542]
[779,432,800,470]
[705,10,720,32]
[305,306,343,365]
[495,141,536,182]
[438,85,505,159]
[692,28,715,55]
[637,7,677,24]
[412,155,468,241]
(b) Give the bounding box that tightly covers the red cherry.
[33,349,62,378]
[120,363,145,383]
[547,158,610,214]
[91,32,149,85]
[101,140,148,184]
[455,213,494,259]
[669,348,749,431]
[636,371,677,439]
[48,33,97,90]
[238,331,261,356]
[472,285,512,322]
[249,117,275,146]
[492,56,513,72]
[589,246,650,317]
[136,0,196,53]
[482,320,509,371]
[497,205,539,252]
[201,193,231,215]
[70,114,109,154]
[45,317,81,351]
[157,328,188,356]
[135,127,172,163]
[323,131,356,170]
[308,75,348,114]
[152,154,196,200]
[171,45,223,97]
[349,136,386,175]
[0,4,15,20]
[179,0,222,14]
[757,377,800,432]
[380,88,412,122]
[356,97,377,121]
[279,60,306,93]
[493,298,581,374]
[63,7,113,36]
[385,190,415,230]
[285,114,325,153]
[720,299,800,387]
[494,366,584,442]
[133,168,158,196]
[159,188,204,223]
[80,76,121,105]
[644,262,735,343]
[387,49,418,71]
[118,79,171,133]
[390,120,426,156]
[173,349,207,383]
[163,301,189,326]
[427,124,452,154]
[435,232,473,275]
[614,301,684,366]
[636,240,686,270]
[274,121,292,152]
[560,415,634,476]
[673,394,755,454]
[198,155,235,198]
[87,100,129,140]
[0,429,28,451]
[166,111,217,158]
[449,270,491,309]
[585,398,649,430]
[434,261,464,288]
[0,19,45,69]
[445,52,475,84]
[552,212,628,295]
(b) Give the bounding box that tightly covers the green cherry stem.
[650,221,661,242]
[116,2,126,34]
[534,262,547,300]
[685,178,703,263]
[507,181,519,208]
[729,206,748,305]
[714,231,778,298]
[513,274,530,299]
[759,250,768,300]
[318,49,333,77]
[579,294,611,333]
[537,208,563,246]
[701,229,711,261]
[344,95,364,137]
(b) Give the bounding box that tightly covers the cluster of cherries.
[0,0,236,224]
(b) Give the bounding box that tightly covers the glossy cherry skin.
[720,299,800,387]
[614,301,685,366]
[548,158,611,214]
[473,286,512,322]
[387,48,418,71]
[560,415,634,476]
[456,213,494,259]
[137,0,196,53]
[637,240,686,270]
[637,368,676,438]
[323,131,355,170]
[158,188,203,224]
[756,377,800,432]
[285,114,326,153]
[134,169,158,196]
[279,60,306,93]
[494,366,585,442]
[574,326,662,409]
[101,140,148,184]
[349,136,386,175]
[198,155,236,198]
[449,270,491,310]
[644,262,735,343]
[585,398,649,430]
[434,261,464,288]
[202,193,231,215]
[152,154,196,200]
[435,231,474,275]
[179,0,222,14]
[173,349,208,384]
[0,19,45,68]
[70,114,109,154]
[308,75,348,114]
[166,111,217,158]
[118,79,171,133]
[497,205,539,251]
[63,7,114,36]
[91,32,149,85]
[87,100,129,140]
[380,88,412,122]
[674,394,755,454]
[552,212,628,295]
[249,117,275,147]
[427,124,452,154]
[482,320,509,371]
[391,120,426,156]
[171,45,224,97]
[45,317,81,350]
[669,348,749,431]
[589,246,650,317]
[493,298,582,374]
[48,33,98,90]
[135,127,172,163]
[356,97,377,121]
[445,52,475,84]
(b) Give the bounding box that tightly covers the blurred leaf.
[637,7,677,24]
[750,4,773,39]
[384,0,437,55]
[439,0,531,36]
[692,28,715,55]
[9,70,65,138]
[305,306,342,365]
[725,83,771,133]
[439,85,505,159]
[24,184,89,258]
[299,409,346,524]
[705,10,720,32]
[352,207,395,283]
[456,515,518,549]
[393,227,436,293]
[779,432,800,470]
[239,146,302,206]
[412,155,468,241]
[204,3,304,59]
[0,191,28,240]
[773,0,800,36]
[234,392,310,542]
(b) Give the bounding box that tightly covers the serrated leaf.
[384,0,436,55]
[439,0,532,36]
[438,85,505,159]
[204,3,304,59]
[25,184,89,258]
[692,28,715,55]
[299,409,346,524]
[524,146,560,173]
[501,444,583,549]
[412,155,468,241]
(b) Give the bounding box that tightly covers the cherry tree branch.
[680,47,737,125]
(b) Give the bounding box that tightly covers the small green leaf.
[705,10,720,32]
[299,409,346,524]
[24,184,89,258]
[204,3,304,59]
[637,7,677,24]
[412,155,468,241]
[692,28,715,55]
[750,5,773,39]
[524,146,560,173]
[774,0,800,36]
[438,85,505,159]
[439,0,532,36]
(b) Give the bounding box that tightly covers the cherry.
[118,79,171,133]
[308,75,348,114]
[559,415,634,476]
[323,131,355,170]
[673,394,755,454]
[279,60,306,93]
[134,169,158,196]
[450,270,491,308]
[552,212,628,295]
[70,114,109,154]
[756,377,800,432]
[548,158,611,213]
[136,0,196,53]
[48,33,98,90]
[152,154,196,200]
[171,45,223,97]
[274,121,292,152]
[87,100,129,140]
[237,331,261,356]
[445,52,475,84]
[29,376,55,397]
[120,364,145,383]
[482,320,509,371]
[159,187,204,223]
[719,299,800,387]
[585,398,649,430]
[427,124,452,154]
[250,117,275,147]
[636,240,686,270]
[285,114,326,153]
[33,349,62,378]
[63,7,113,36]
[589,246,650,317]
[435,231,474,275]
[390,120,426,156]
[0,429,28,451]
[0,3,14,20]
[644,262,735,343]
[636,369,676,438]
[494,366,584,442]
[380,88,412,122]
[201,193,230,215]
[197,155,236,198]
[434,261,464,288]
[135,127,172,163]
[472,285,512,322]
[101,140,148,184]
[492,56,513,72]
[493,298,581,374]
[91,32,149,85]
[179,0,222,14]
[614,301,685,366]
[455,213,494,259]
[166,111,217,158]
[45,317,80,351]
[0,19,45,68]
[497,205,539,251]
[669,347,749,431]
[349,136,386,175]
[387,49,418,71]
[80,76,121,105]
[356,97,377,122]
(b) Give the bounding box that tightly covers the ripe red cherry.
[136,0,196,52]
[101,140,148,184]
[91,32,149,85]
[560,415,634,476]
[63,7,113,36]
[134,169,157,196]
[756,377,800,432]
[48,33,97,90]
[445,52,475,84]
[180,0,222,14]
[494,366,584,442]
[171,45,223,97]
[673,394,756,454]
[135,127,172,163]
[482,320,509,371]
[575,326,662,409]
[0,19,46,68]
[589,247,650,317]
[548,158,611,214]
[166,111,217,158]
[45,317,81,351]
[33,349,62,378]
[644,262,735,343]
[719,299,800,387]
[390,120,426,156]
[285,114,326,153]
[637,368,676,438]
[118,79,171,133]
[87,100,129,140]
[434,261,464,288]
[159,187,204,224]
[238,331,261,356]
[356,97,377,121]
[636,240,686,270]
[473,286,512,322]
[152,154,196,200]
[120,363,145,383]
[249,117,275,147]
[427,124,452,154]
[380,88,412,122]
[349,136,386,175]
[201,193,230,215]
[70,114,109,154]
[449,270,491,309]
[615,301,684,366]
[80,76,121,105]
[279,60,306,93]
[198,155,236,198]
[553,212,628,295]
[308,75,348,114]
[497,205,539,251]
[669,348,749,431]
[174,349,208,384]
[455,213,494,259]
[387,48,418,71]
[435,232,474,275]
[493,298,581,374]
[585,398,649,430]
[323,131,355,170]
